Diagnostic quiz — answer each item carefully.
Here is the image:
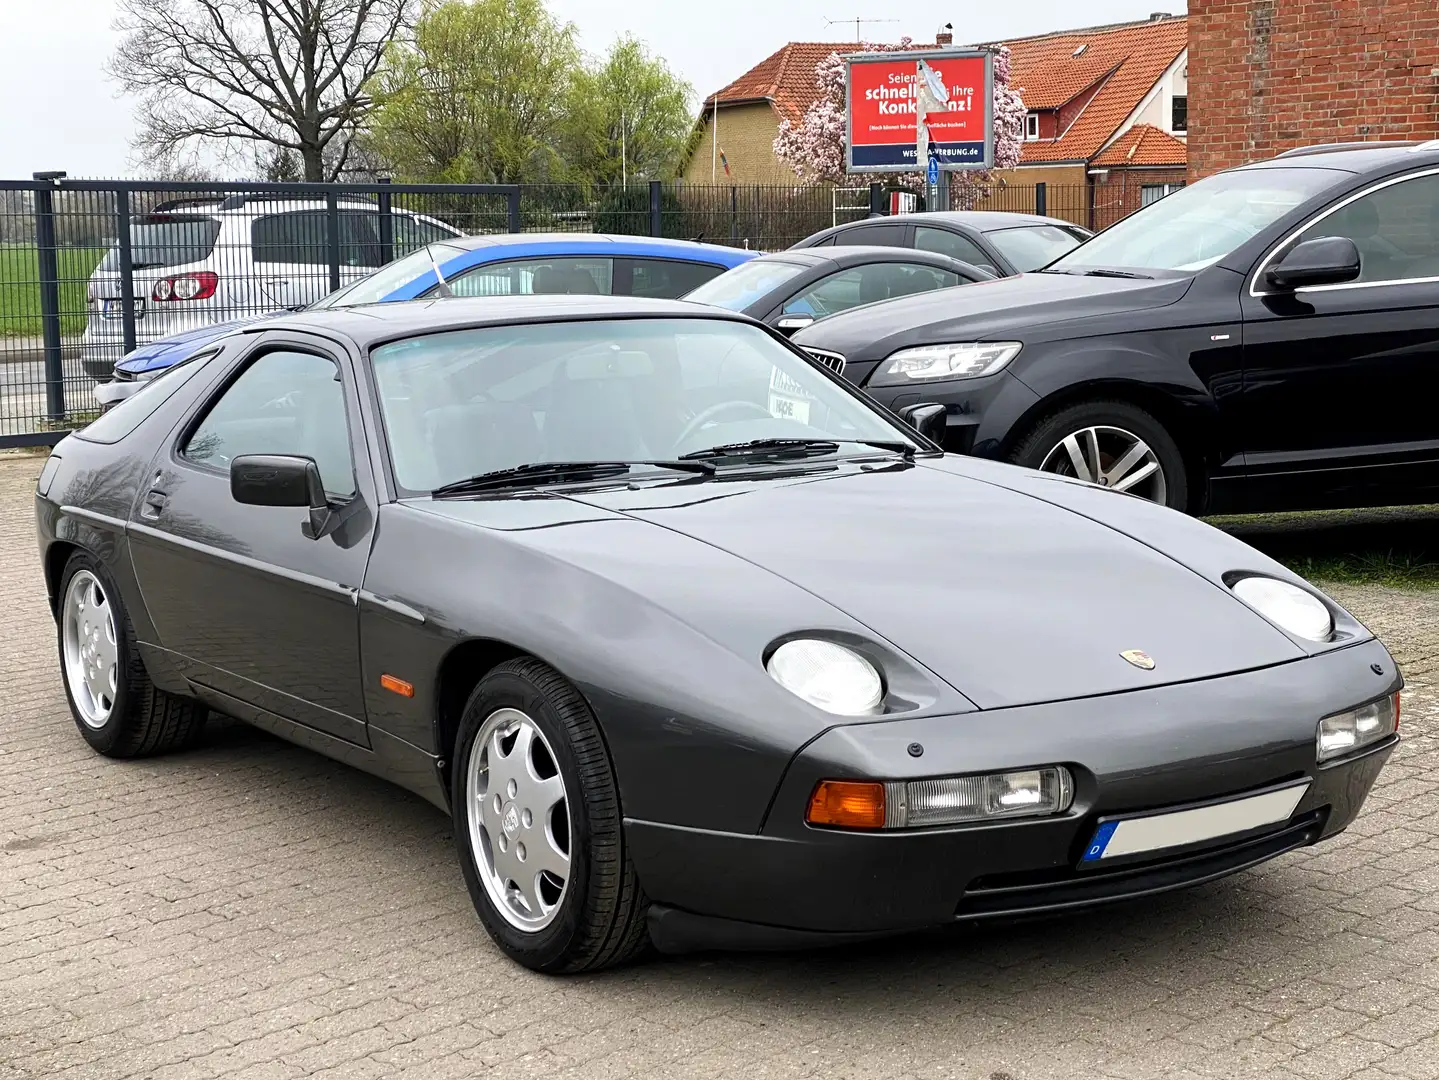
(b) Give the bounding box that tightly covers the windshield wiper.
[432,459,715,498]
[679,437,914,463]
[1081,268,1153,279]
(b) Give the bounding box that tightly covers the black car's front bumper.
[629,637,1400,954]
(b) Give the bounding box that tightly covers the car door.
[614,257,728,298]
[126,331,377,746]
[914,224,1004,276]
[1239,168,1439,510]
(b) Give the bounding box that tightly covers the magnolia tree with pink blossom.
[773,38,1026,210]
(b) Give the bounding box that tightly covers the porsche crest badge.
[1120,649,1155,670]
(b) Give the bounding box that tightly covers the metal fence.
[0,174,1110,446]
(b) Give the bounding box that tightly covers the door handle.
[140,489,168,519]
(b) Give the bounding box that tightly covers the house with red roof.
[682,15,1189,229]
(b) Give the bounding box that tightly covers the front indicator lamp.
[806,767,1074,830]
[1317,692,1399,764]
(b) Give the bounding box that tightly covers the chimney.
[936,22,953,46]
[1150,11,1170,20]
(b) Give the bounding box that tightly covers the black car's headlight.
[1229,574,1334,642]
[1317,692,1399,763]
[767,639,883,715]
[870,342,1022,385]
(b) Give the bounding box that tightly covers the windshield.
[984,224,1086,272]
[683,258,808,311]
[370,317,915,493]
[98,216,222,271]
[308,241,468,309]
[1046,167,1346,273]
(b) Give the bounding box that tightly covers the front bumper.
[631,637,1400,953]
[856,367,1039,458]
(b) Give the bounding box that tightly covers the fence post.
[506,189,522,233]
[32,171,66,421]
[325,191,342,293]
[649,181,662,237]
[376,177,394,265]
[115,186,138,355]
[869,182,885,216]
[1035,182,1047,218]
[729,187,738,246]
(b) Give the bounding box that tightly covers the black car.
[683,245,992,337]
[36,296,1400,973]
[793,211,1094,277]
[793,141,1439,514]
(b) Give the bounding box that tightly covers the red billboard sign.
[845,50,994,172]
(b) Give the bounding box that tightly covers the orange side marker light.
[380,674,414,698]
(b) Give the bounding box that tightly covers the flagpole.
[712,96,719,182]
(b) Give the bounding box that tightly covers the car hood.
[792,271,1192,358]
[116,313,278,373]
[444,461,1320,710]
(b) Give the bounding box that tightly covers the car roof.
[442,232,752,258]
[1237,140,1439,175]
[750,245,971,268]
[836,210,1079,232]
[251,294,750,347]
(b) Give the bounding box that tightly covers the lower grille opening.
[955,809,1326,919]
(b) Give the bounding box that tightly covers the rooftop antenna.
[823,15,899,41]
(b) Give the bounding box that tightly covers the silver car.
[81,195,463,379]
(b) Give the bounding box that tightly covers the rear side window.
[832,224,906,246]
[444,257,613,297]
[915,226,993,270]
[252,211,386,268]
[73,350,219,444]
[395,216,462,254]
[617,258,726,298]
[98,216,222,271]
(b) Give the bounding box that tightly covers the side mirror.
[230,454,334,540]
[1265,236,1361,291]
[896,402,947,445]
[774,314,815,336]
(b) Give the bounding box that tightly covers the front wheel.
[451,658,649,973]
[1009,400,1188,511]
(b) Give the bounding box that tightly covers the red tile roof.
[704,41,937,124]
[1008,17,1188,163]
[1091,123,1188,167]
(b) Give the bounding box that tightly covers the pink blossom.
[774,40,1025,209]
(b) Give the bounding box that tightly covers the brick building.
[684,16,1191,230]
[1188,0,1439,178]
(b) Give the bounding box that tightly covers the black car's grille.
[953,809,1325,919]
[801,348,846,376]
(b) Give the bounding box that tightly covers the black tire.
[1009,399,1189,511]
[56,550,207,758]
[451,657,649,973]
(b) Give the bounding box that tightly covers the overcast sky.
[0,0,1186,179]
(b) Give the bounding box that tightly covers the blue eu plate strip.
[1082,821,1119,862]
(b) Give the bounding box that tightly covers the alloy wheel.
[466,708,573,932]
[62,570,119,729]
[1038,424,1168,504]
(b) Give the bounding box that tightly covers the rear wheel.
[452,658,649,973]
[1010,399,1188,511]
[57,551,207,757]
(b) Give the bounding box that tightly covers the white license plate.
[769,367,812,424]
[101,299,144,319]
[1080,781,1310,864]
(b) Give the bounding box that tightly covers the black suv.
[793,141,1439,515]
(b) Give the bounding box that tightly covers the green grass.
[1207,505,1439,591]
[0,244,105,337]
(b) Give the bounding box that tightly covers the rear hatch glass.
[98,215,223,272]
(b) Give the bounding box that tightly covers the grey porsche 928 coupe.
[35,295,1401,973]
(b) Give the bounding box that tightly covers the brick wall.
[682,102,798,185]
[1189,0,1439,179]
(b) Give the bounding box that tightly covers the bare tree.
[109,0,414,182]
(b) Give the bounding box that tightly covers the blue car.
[95,234,756,407]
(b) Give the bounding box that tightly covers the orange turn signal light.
[806,780,887,829]
[380,674,414,698]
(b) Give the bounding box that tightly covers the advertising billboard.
[844,49,994,173]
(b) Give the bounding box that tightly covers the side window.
[782,264,961,317]
[618,258,725,298]
[394,215,460,256]
[75,350,220,445]
[342,212,384,268]
[915,226,991,268]
[832,223,905,247]
[251,212,329,265]
[445,257,613,298]
[182,349,356,499]
[1299,174,1439,285]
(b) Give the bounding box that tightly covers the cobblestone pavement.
[3,452,1438,1080]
